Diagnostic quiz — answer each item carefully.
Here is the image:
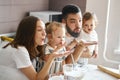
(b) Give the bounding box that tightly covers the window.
[103,0,120,63]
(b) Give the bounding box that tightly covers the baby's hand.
[55,42,66,52]
[92,50,98,58]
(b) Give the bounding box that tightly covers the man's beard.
[66,26,80,38]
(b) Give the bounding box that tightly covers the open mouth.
[74,28,80,33]
[59,41,65,45]
[41,38,45,42]
[88,29,91,31]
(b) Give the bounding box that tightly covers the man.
[62,4,82,50]
[62,4,96,65]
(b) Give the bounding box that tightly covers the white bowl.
[49,75,64,80]
[63,64,85,80]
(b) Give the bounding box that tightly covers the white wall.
[0,0,49,34]
[86,0,120,69]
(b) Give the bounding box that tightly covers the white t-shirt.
[65,36,75,46]
[79,30,98,66]
[0,65,28,80]
[0,44,32,80]
[80,30,98,53]
[0,45,32,68]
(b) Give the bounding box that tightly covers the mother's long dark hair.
[4,16,39,60]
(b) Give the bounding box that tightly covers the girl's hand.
[55,42,66,51]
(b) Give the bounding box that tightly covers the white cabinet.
[29,11,62,23]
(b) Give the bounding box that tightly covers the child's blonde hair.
[45,22,51,28]
[46,21,65,35]
[82,12,98,27]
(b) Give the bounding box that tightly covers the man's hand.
[54,42,66,52]
[78,40,98,47]
[66,39,78,51]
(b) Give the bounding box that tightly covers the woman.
[0,16,69,80]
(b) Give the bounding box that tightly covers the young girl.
[44,21,69,74]
[78,12,98,66]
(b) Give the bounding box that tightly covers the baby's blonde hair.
[46,21,65,35]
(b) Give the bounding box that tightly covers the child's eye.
[84,24,88,26]
[63,36,65,38]
[58,36,61,38]
[91,24,93,26]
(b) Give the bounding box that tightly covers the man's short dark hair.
[62,4,81,19]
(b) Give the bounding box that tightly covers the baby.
[44,21,69,74]
[81,12,98,57]
[78,12,98,66]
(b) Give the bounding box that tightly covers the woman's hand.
[52,51,71,58]
[43,51,71,62]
